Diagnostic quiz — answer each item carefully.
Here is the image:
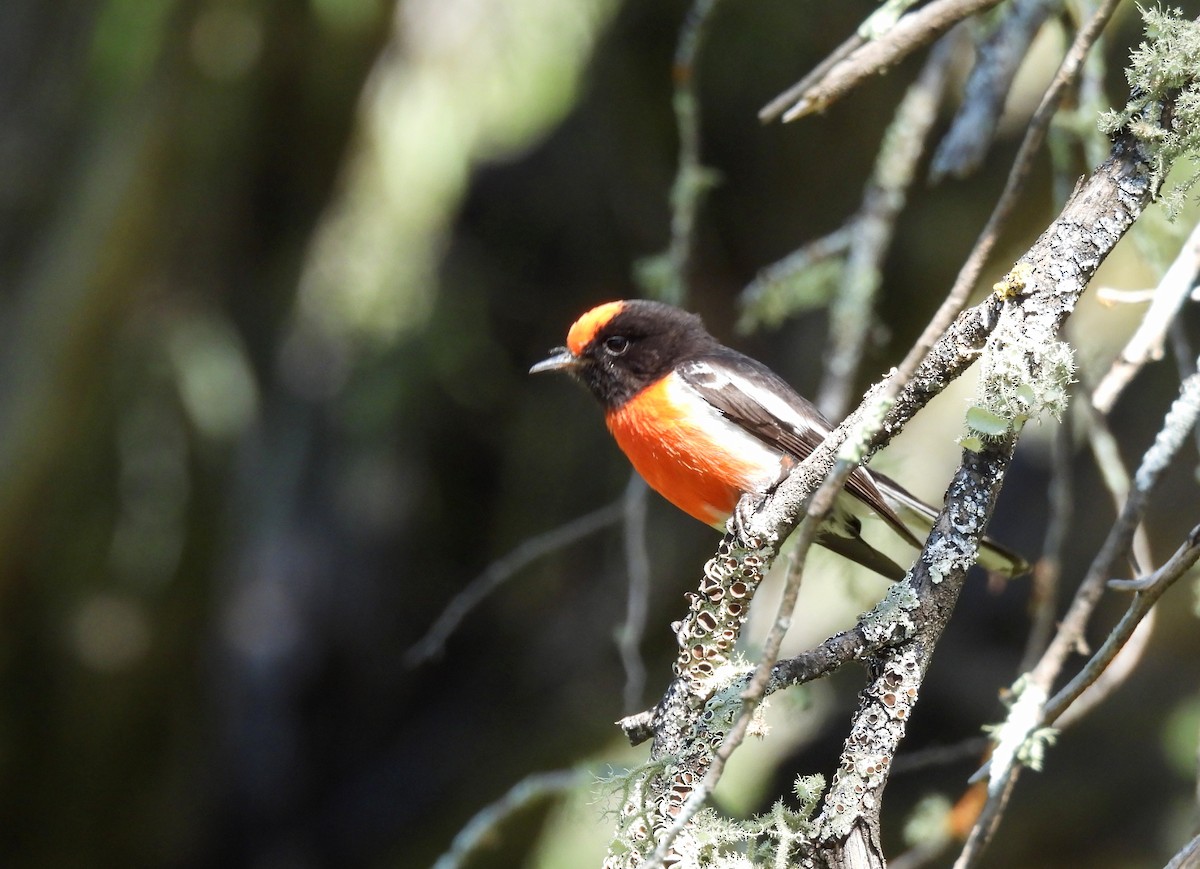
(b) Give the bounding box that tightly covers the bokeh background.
[2,0,1199,867]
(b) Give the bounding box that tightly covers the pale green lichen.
[961,302,1075,449]
[1098,6,1200,218]
[983,676,1061,796]
[702,658,771,738]
[738,257,845,333]
[741,776,824,867]
[622,773,825,868]
[838,393,895,466]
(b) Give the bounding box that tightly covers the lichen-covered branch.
[808,437,1018,869]
[957,362,1200,869]
[607,116,1163,869]
[606,8,1196,869]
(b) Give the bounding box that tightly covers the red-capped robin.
[531,299,1027,580]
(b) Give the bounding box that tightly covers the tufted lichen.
[961,289,1075,450]
[1098,6,1200,217]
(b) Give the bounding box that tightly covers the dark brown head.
[530,300,717,409]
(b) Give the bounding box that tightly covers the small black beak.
[529,347,578,375]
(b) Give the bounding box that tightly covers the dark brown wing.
[678,352,921,549]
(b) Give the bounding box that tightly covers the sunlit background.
[2,0,1198,867]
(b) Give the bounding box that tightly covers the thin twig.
[1075,391,1154,573]
[1095,286,1158,304]
[896,0,1122,384]
[1045,524,1200,723]
[619,476,652,714]
[1168,316,1200,460]
[1051,607,1156,729]
[890,736,992,775]
[1019,408,1073,672]
[759,32,864,122]
[889,839,952,869]
[1164,831,1200,869]
[817,29,963,419]
[405,500,625,666]
[1092,219,1200,413]
[769,0,1006,122]
[653,0,724,306]
[430,769,583,869]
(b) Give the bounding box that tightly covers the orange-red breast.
[531,299,1026,580]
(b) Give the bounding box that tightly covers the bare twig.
[1092,219,1200,413]
[817,30,962,419]
[890,737,992,775]
[1164,831,1200,869]
[1045,524,1200,723]
[644,0,724,305]
[767,0,1006,122]
[1075,394,1154,573]
[1019,408,1073,672]
[430,769,583,869]
[1169,316,1200,460]
[1095,286,1158,304]
[619,476,652,714]
[405,500,625,666]
[1050,607,1156,729]
[759,32,865,122]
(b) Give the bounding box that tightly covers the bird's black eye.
[603,335,629,356]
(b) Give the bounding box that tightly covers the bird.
[530,299,1027,580]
